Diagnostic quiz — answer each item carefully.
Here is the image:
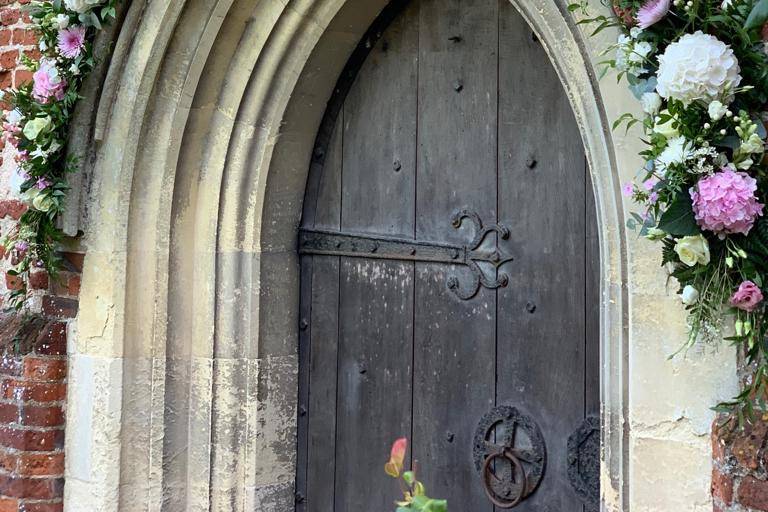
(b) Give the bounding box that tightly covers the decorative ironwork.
[472,405,546,508]
[298,209,513,300]
[567,415,600,512]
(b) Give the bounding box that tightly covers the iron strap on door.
[299,209,513,300]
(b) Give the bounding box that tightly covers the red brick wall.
[0,4,80,511]
[0,317,66,512]
[712,418,768,511]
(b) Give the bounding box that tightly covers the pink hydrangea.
[636,0,671,28]
[32,60,66,104]
[690,169,764,236]
[57,25,86,59]
[730,280,764,312]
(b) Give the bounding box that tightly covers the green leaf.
[745,0,768,30]
[402,471,415,487]
[423,499,448,512]
[657,193,700,237]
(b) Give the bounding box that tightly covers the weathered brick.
[712,468,734,505]
[0,49,16,70]
[17,405,63,428]
[26,273,48,292]
[738,476,768,511]
[21,359,65,382]
[40,297,77,320]
[21,502,63,512]
[1,380,65,403]
[0,474,62,500]
[0,9,20,26]
[0,497,17,512]
[4,274,22,293]
[17,452,63,477]
[33,323,65,357]
[0,201,26,221]
[0,427,63,452]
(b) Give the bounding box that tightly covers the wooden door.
[295,0,599,510]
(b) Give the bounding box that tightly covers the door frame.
[68,0,630,510]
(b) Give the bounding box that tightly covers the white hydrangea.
[64,0,101,13]
[656,31,741,105]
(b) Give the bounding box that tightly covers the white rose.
[64,0,101,13]
[680,285,700,305]
[674,235,711,267]
[708,101,728,121]
[54,14,70,30]
[641,92,663,115]
[737,158,754,170]
[32,192,55,213]
[656,136,692,174]
[22,116,52,140]
[656,31,742,105]
[653,110,679,138]
[646,227,667,241]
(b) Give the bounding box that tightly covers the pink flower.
[32,60,66,104]
[36,177,50,190]
[636,0,671,28]
[690,169,764,236]
[643,177,659,191]
[622,182,634,197]
[649,191,659,204]
[730,281,764,312]
[57,25,86,59]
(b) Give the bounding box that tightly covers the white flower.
[740,134,764,155]
[38,40,47,52]
[656,136,692,174]
[675,235,710,267]
[69,63,80,76]
[64,0,101,13]
[653,110,679,138]
[22,116,52,140]
[680,285,700,305]
[708,100,728,121]
[737,158,754,170]
[54,14,70,30]
[656,31,742,105]
[641,92,663,115]
[631,41,653,64]
[6,109,23,125]
[646,227,667,240]
[630,27,644,39]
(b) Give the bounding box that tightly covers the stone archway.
[65,0,629,510]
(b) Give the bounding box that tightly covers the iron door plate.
[473,405,546,508]
[567,415,600,511]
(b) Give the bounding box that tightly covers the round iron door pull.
[481,448,528,508]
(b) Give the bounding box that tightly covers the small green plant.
[384,438,447,512]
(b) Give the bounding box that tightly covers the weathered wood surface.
[296,0,599,509]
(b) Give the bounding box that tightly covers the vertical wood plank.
[586,164,600,418]
[413,0,498,508]
[333,5,419,509]
[305,256,341,512]
[341,4,418,238]
[496,2,587,509]
[334,258,414,509]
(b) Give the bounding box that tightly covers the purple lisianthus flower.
[730,281,764,312]
[636,0,671,29]
[36,178,51,190]
[14,241,28,252]
[622,182,634,197]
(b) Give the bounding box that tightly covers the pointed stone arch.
[66,0,630,510]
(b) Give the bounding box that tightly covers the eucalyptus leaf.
[657,193,700,236]
[745,0,768,30]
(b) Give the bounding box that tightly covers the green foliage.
[0,1,120,310]
[657,193,700,236]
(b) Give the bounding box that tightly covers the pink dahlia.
[57,25,86,59]
[636,0,671,28]
[730,281,764,312]
[32,60,66,104]
[690,169,764,236]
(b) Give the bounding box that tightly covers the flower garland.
[573,0,768,420]
[0,0,117,309]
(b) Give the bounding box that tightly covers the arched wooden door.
[296,0,599,510]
